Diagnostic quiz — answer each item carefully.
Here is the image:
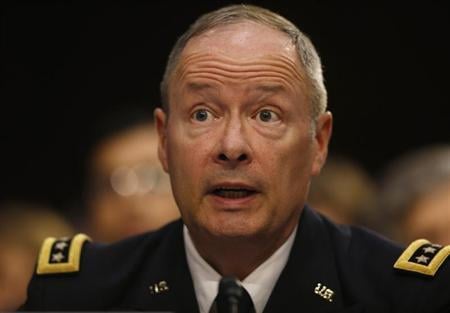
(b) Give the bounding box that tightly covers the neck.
[189,221,298,280]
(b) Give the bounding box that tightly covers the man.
[23,4,450,313]
[374,145,450,245]
[308,156,377,225]
[82,108,179,243]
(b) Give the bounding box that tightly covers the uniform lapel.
[263,207,357,313]
[120,220,199,312]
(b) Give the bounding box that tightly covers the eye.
[191,108,213,122]
[256,109,280,123]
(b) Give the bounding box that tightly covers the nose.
[214,117,252,167]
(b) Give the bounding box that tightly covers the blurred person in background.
[0,203,74,311]
[374,145,450,245]
[308,155,378,226]
[81,107,179,243]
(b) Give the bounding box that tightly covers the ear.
[311,111,333,176]
[154,108,169,173]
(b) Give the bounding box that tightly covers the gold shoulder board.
[394,239,450,276]
[36,233,91,275]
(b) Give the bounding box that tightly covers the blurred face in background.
[86,124,179,243]
[402,179,450,245]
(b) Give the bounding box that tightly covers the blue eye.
[192,109,212,122]
[257,109,280,122]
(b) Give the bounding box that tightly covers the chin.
[205,215,265,239]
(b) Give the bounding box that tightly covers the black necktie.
[209,276,256,313]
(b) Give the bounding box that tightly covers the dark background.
[1,1,449,213]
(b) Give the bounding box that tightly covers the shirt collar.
[184,225,298,313]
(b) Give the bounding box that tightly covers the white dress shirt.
[183,225,297,313]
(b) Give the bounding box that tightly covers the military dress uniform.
[23,206,450,312]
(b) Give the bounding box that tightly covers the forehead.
[172,21,306,97]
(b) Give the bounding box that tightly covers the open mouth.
[212,187,257,199]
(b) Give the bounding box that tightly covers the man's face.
[156,21,331,242]
[87,125,179,242]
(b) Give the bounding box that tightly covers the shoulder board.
[394,239,450,276]
[36,233,91,275]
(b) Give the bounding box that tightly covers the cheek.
[167,120,216,170]
[281,129,313,162]
[168,137,201,177]
[165,129,211,201]
[270,135,314,192]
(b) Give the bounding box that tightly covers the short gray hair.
[160,4,327,120]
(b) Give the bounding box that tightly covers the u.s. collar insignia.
[394,239,450,276]
[149,280,170,295]
[314,282,334,302]
[36,233,91,275]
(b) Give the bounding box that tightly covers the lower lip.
[207,192,259,209]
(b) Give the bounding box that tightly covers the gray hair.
[160,4,327,121]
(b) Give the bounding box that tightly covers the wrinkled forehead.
[170,21,307,96]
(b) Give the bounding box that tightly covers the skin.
[155,21,332,279]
